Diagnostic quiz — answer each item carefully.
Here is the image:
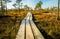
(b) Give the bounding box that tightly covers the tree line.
[0,0,32,15]
[0,0,60,20]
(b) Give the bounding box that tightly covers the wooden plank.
[16,20,25,39]
[26,18,34,39]
[28,12,44,39]
[30,20,45,39]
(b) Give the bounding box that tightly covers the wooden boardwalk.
[16,12,45,39]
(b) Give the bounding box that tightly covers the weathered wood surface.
[16,20,25,39]
[16,12,45,39]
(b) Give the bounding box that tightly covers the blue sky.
[7,0,58,9]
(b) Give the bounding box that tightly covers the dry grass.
[0,11,26,39]
[0,10,60,39]
[32,11,60,39]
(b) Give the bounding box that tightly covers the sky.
[7,0,58,9]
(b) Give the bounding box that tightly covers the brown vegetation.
[0,10,60,39]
